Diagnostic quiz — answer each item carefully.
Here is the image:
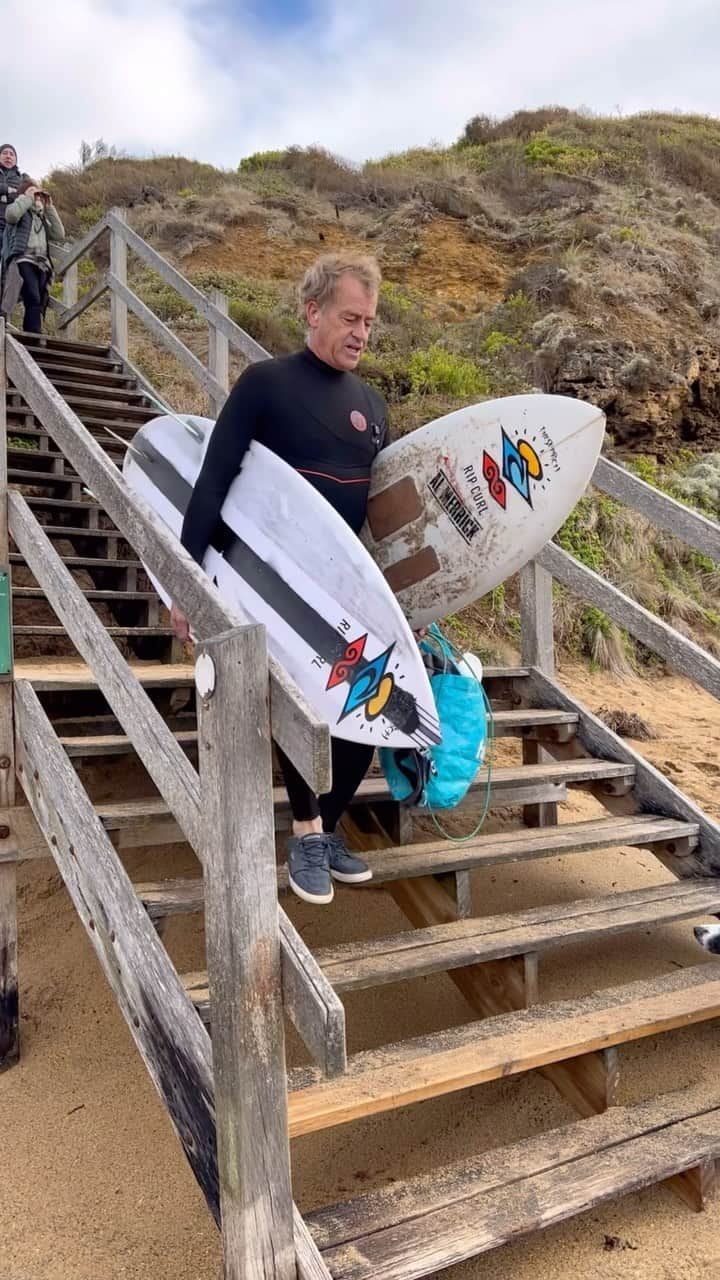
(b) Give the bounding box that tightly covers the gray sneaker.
[287,834,334,905]
[326,833,373,884]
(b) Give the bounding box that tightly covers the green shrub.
[238,149,287,173]
[524,135,600,174]
[76,202,105,232]
[408,346,489,397]
[555,497,606,571]
[480,330,518,357]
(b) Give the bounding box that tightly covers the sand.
[2,662,720,1279]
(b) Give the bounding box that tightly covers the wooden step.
[353,757,634,808]
[6,424,129,453]
[179,874,717,1016]
[19,521,122,539]
[136,815,684,927]
[47,379,149,405]
[9,467,91,489]
[14,624,172,638]
[306,1082,720,1279]
[23,496,102,515]
[315,872,712,991]
[12,585,157,603]
[62,727,197,757]
[7,409,139,439]
[54,706,575,761]
[10,552,140,571]
[32,361,134,387]
[11,330,112,356]
[286,965,720,1138]
[7,447,123,474]
[34,350,124,373]
[15,658,193,691]
[9,390,152,422]
[98,763,634,846]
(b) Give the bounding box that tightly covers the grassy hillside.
[41,108,720,668]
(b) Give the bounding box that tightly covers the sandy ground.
[3,662,720,1279]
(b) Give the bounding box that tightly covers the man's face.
[0,148,16,170]
[306,275,377,371]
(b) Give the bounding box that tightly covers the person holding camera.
[1,179,65,333]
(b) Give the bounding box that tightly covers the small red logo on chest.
[350,410,367,432]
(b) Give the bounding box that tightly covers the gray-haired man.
[172,254,389,905]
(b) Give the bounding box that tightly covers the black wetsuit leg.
[276,738,375,830]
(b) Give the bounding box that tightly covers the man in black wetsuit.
[172,253,388,906]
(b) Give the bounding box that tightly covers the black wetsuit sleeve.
[180,368,264,563]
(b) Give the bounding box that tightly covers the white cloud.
[7,0,720,179]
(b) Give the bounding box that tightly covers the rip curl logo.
[483,429,546,511]
[350,410,368,432]
[326,634,395,723]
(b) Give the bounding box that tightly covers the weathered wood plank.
[665,1155,716,1212]
[60,261,78,339]
[6,335,331,792]
[539,542,720,701]
[340,812,664,882]
[279,914,347,1077]
[308,1080,720,1248]
[525,666,720,877]
[15,657,194,691]
[13,677,328,1278]
[109,273,226,405]
[109,211,128,358]
[52,215,109,279]
[14,678,221,1217]
[9,498,342,1071]
[287,964,720,1137]
[107,212,269,365]
[8,490,201,848]
[316,878,720,991]
[207,288,229,417]
[57,274,109,333]
[346,809,619,1121]
[197,627,295,1279]
[315,1094,720,1279]
[594,455,720,565]
[0,319,17,1069]
[519,560,555,674]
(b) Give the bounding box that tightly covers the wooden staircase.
[8,330,177,659]
[4,225,720,1280]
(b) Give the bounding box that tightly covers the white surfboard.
[122,415,440,751]
[362,394,606,629]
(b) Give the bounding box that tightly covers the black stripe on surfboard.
[130,439,440,747]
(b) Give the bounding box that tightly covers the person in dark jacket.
[0,145,28,234]
[1,180,65,332]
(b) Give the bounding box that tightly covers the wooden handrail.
[106,210,270,364]
[5,334,331,793]
[52,215,110,279]
[538,542,720,701]
[56,274,109,332]
[9,488,345,1075]
[593,455,720,564]
[108,273,227,403]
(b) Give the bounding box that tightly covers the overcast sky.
[5,0,720,179]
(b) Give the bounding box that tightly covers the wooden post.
[0,319,17,1069]
[62,262,79,340]
[207,289,230,417]
[520,560,557,828]
[109,207,129,358]
[520,560,555,675]
[196,625,296,1280]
